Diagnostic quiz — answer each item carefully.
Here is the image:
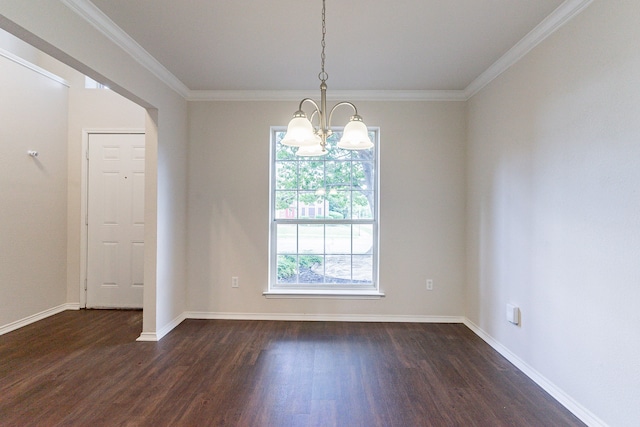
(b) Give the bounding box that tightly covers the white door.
[87,133,145,308]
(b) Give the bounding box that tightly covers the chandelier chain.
[319,0,328,83]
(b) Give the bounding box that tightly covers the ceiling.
[83,0,571,95]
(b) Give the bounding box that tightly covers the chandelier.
[282,0,374,156]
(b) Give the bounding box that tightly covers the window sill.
[263,289,385,299]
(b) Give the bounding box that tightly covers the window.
[269,127,379,295]
[84,76,109,89]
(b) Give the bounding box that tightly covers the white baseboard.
[136,311,187,342]
[0,303,79,336]
[136,332,159,342]
[463,318,607,427]
[136,311,463,340]
[185,311,465,323]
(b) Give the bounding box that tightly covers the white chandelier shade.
[295,143,329,157]
[337,116,374,150]
[281,114,321,147]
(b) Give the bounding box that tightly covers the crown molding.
[464,0,594,99]
[61,0,190,98]
[187,89,467,102]
[63,0,593,103]
[0,47,69,87]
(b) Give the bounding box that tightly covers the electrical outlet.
[426,279,433,290]
[231,276,239,288]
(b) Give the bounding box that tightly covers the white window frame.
[265,127,383,298]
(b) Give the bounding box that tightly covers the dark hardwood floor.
[0,310,584,426]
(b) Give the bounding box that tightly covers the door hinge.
[84,278,87,291]
[85,212,88,226]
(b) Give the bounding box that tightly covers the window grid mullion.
[322,161,327,284]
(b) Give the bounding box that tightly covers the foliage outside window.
[269,128,379,292]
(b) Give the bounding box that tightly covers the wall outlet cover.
[506,303,520,325]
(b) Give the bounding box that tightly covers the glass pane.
[327,191,351,219]
[325,161,351,190]
[352,191,374,219]
[353,224,373,254]
[276,224,297,254]
[352,255,373,283]
[299,224,324,254]
[298,255,324,284]
[277,255,298,283]
[352,161,374,190]
[276,162,297,189]
[325,255,352,283]
[275,191,297,219]
[275,135,298,160]
[326,224,351,254]
[299,161,325,190]
[353,148,374,163]
[314,198,327,219]
[324,133,344,160]
[298,192,323,219]
[329,134,353,160]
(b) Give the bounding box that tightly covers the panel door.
[87,133,145,308]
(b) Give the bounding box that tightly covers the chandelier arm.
[298,98,321,116]
[309,110,320,127]
[327,101,358,129]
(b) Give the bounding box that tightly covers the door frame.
[80,128,146,308]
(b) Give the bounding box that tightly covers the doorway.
[84,132,145,308]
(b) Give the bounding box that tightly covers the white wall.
[0,48,68,328]
[0,0,189,336]
[0,27,37,63]
[466,1,640,426]
[187,101,467,318]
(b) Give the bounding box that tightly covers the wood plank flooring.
[0,310,585,426]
